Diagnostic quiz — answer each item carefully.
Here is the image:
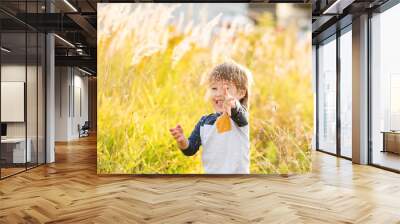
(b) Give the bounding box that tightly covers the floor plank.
[0,134,400,223]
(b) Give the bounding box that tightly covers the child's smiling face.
[209,80,245,113]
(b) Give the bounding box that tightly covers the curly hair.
[208,61,253,108]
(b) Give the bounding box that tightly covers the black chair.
[79,121,90,138]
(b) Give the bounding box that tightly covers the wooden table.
[381,131,400,154]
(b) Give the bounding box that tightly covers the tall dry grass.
[97,4,313,174]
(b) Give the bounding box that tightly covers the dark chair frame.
[78,121,90,138]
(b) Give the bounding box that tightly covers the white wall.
[55,67,89,141]
[55,66,69,141]
[1,65,26,140]
[1,65,37,137]
[1,64,46,164]
[70,72,89,139]
[1,66,25,128]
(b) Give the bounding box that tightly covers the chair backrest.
[82,121,90,129]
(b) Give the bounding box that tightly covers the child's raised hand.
[169,124,189,149]
[223,85,236,116]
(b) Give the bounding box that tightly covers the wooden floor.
[1,163,44,178]
[1,135,400,223]
[373,151,400,171]
[0,167,26,178]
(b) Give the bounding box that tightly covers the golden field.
[97,4,313,174]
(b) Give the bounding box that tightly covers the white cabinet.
[1,138,32,163]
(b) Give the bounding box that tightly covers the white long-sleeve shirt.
[181,101,250,174]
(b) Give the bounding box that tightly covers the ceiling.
[311,0,390,44]
[0,0,98,74]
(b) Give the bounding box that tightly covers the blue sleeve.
[230,100,248,127]
[181,116,204,156]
